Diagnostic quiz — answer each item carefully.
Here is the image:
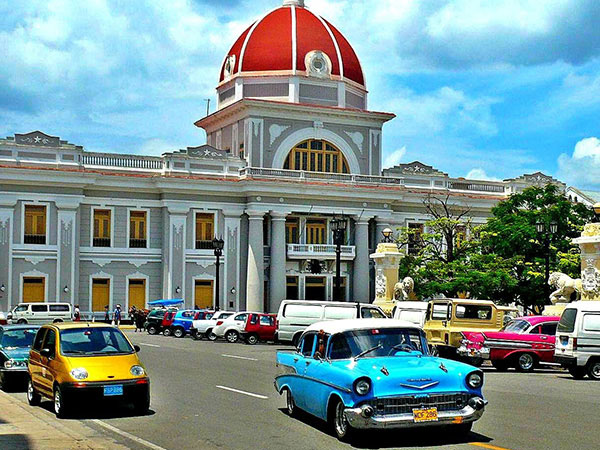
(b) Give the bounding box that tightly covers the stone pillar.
[573,223,600,301]
[269,212,287,313]
[0,204,14,311]
[163,206,188,302]
[353,216,371,302]
[370,242,402,315]
[224,211,243,310]
[246,210,265,312]
[56,204,78,305]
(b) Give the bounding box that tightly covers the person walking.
[113,304,122,327]
[104,305,110,323]
[73,305,81,321]
[135,309,146,332]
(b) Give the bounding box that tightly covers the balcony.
[195,240,213,250]
[129,238,147,248]
[93,238,111,247]
[23,234,46,245]
[286,243,356,260]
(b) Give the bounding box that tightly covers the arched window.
[283,139,349,174]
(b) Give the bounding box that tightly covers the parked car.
[392,301,429,327]
[144,308,177,335]
[27,322,149,417]
[160,310,177,336]
[241,313,277,344]
[276,300,387,347]
[190,311,235,341]
[0,325,40,389]
[7,303,72,325]
[555,301,600,380]
[458,316,560,372]
[213,312,261,343]
[0,312,7,325]
[170,310,214,338]
[275,318,486,441]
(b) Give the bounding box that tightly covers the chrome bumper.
[344,397,486,429]
[457,345,490,359]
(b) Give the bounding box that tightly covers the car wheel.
[284,388,297,417]
[54,384,69,418]
[225,330,239,343]
[17,319,27,324]
[163,328,172,337]
[331,399,354,442]
[53,319,63,323]
[173,327,185,338]
[191,330,201,340]
[568,366,586,379]
[467,357,484,367]
[27,378,41,406]
[133,394,150,415]
[587,360,600,380]
[491,360,509,372]
[206,329,217,341]
[515,353,536,372]
[246,334,259,345]
[147,325,158,335]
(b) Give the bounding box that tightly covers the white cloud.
[383,146,407,168]
[573,137,600,161]
[557,137,600,188]
[465,168,500,181]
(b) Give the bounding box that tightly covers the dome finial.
[283,0,305,7]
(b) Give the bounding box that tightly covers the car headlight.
[130,365,145,376]
[353,377,371,396]
[4,359,14,369]
[70,367,89,380]
[467,372,483,388]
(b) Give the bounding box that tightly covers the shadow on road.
[278,408,493,448]
[39,400,156,420]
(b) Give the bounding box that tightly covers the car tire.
[17,319,27,324]
[27,378,41,406]
[587,360,600,380]
[246,333,259,345]
[284,388,297,417]
[467,357,484,367]
[54,384,69,418]
[163,328,172,337]
[568,366,586,379]
[225,330,239,343]
[173,327,185,338]
[515,353,536,372]
[147,325,158,335]
[330,398,354,442]
[191,330,201,340]
[491,360,509,372]
[53,319,63,323]
[206,329,217,341]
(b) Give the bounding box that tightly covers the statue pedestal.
[572,223,600,301]
[370,243,402,315]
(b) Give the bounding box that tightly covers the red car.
[241,313,277,345]
[460,316,560,372]
[161,310,178,336]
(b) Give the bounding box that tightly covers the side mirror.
[134,345,141,353]
[40,348,51,358]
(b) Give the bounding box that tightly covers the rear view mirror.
[134,345,141,353]
[40,348,51,357]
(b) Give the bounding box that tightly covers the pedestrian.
[135,309,146,332]
[73,304,81,321]
[104,305,110,323]
[113,304,122,326]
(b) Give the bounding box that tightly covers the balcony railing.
[448,180,505,193]
[81,154,163,170]
[129,238,147,248]
[93,237,111,247]
[240,167,404,186]
[286,243,356,260]
[195,240,213,250]
[24,234,46,244]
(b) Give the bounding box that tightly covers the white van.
[392,301,429,327]
[275,300,386,346]
[7,302,72,325]
[554,301,600,380]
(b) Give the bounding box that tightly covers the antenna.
[204,98,211,116]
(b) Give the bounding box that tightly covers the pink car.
[459,316,560,372]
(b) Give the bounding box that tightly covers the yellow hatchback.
[26,322,149,418]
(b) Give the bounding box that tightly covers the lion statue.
[548,272,582,304]
[393,277,416,301]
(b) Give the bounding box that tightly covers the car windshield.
[329,328,426,360]
[502,319,530,333]
[1,329,37,348]
[60,327,134,356]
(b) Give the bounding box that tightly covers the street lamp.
[212,237,224,310]
[330,217,347,302]
[381,227,394,243]
[536,220,558,303]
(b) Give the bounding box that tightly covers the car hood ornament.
[400,379,440,390]
[439,362,448,373]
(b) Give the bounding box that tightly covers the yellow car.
[26,322,149,418]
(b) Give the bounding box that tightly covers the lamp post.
[536,220,558,304]
[330,217,347,301]
[381,227,394,243]
[212,237,224,310]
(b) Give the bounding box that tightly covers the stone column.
[163,205,189,302]
[353,216,371,302]
[246,210,265,312]
[573,223,600,301]
[224,211,243,310]
[0,204,14,311]
[56,204,78,305]
[269,212,287,313]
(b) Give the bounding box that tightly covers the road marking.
[139,343,161,348]
[91,419,167,450]
[221,354,258,361]
[470,442,514,450]
[216,385,268,399]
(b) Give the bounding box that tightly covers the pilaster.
[269,211,288,313]
[353,215,372,302]
[246,210,265,312]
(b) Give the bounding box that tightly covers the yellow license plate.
[413,408,438,423]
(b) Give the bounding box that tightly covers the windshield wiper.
[62,350,87,354]
[389,344,422,355]
[354,343,382,360]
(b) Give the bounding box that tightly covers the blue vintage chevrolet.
[0,325,40,389]
[275,318,486,441]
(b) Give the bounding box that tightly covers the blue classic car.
[169,310,214,338]
[275,319,486,441]
[0,325,40,389]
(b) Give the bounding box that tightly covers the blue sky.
[2,0,600,188]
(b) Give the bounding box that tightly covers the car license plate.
[104,385,123,396]
[413,407,438,423]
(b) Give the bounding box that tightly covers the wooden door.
[92,279,110,312]
[128,279,146,310]
[306,220,326,244]
[194,280,213,309]
[22,277,45,302]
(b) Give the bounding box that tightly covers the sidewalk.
[0,390,128,449]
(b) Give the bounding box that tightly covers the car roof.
[520,315,560,325]
[430,299,496,306]
[281,300,374,307]
[304,318,419,335]
[0,324,41,331]
[566,301,600,311]
[43,322,119,330]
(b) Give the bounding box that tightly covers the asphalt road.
[6,331,600,450]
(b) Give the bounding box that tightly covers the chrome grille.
[363,393,470,415]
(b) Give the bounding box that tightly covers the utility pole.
[205,98,211,116]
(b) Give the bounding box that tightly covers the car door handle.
[541,336,547,340]
[305,361,311,366]
[293,357,299,363]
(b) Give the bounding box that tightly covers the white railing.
[81,153,163,170]
[287,243,356,260]
[448,180,505,193]
[241,167,404,185]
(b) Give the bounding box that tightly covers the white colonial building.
[0,0,564,315]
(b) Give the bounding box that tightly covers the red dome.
[219,2,365,88]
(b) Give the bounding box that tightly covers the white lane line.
[139,343,161,348]
[216,385,268,399]
[221,354,258,361]
[91,419,167,450]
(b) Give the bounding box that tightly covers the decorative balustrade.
[286,243,356,260]
[81,153,163,170]
[448,181,505,193]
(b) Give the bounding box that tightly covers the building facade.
[0,0,564,315]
